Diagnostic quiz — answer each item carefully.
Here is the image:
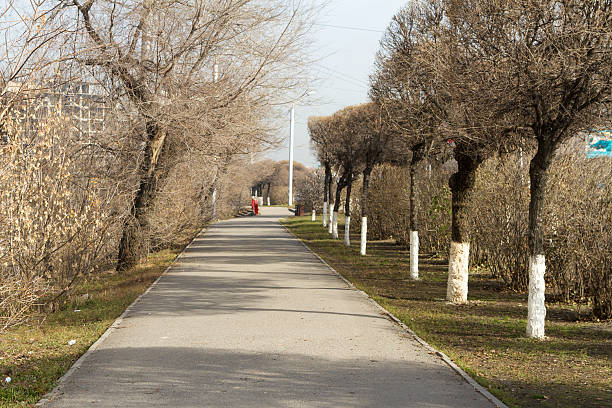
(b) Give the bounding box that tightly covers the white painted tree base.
[322,204,327,227]
[446,241,469,303]
[267,197,270,206]
[328,204,333,234]
[257,196,263,207]
[360,217,367,255]
[332,212,339,239]
[344,216,351,246]
[526,254,547,339]
[311,210,316,222]
[410,230,419,280]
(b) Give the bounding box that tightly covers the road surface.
[41,207,496,407]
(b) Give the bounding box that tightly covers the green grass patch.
[0,249,181,407]
[282,215,612,408]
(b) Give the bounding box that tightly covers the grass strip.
[282,216,611,408]
[0,248,181,407]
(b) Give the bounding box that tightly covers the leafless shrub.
[362,164,410,243]
[0,111,110,331]
[349,162,452,254]
[294,168,324,212]
[467,139,610,317]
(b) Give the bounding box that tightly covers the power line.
[314,63,370,87]
[313,23,385,34]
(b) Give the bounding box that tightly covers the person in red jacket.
[251,197,259,215]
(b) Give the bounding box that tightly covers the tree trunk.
[332,170,348,239]
[344,173,352,246]
[409,161,419,280]
[323,162,330,227]
[328,172,334,234]
[360,168,371,255]
[117,121,166,271]
[526,139,555,338]
[266,183,271,206]
[446,150,481,303]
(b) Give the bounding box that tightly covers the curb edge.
[280,221,509,408]
[34,228,206,406]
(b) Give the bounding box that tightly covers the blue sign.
[586,130,612,158]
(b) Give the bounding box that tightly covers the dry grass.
[282,216,612,408]
[0,249,180,407]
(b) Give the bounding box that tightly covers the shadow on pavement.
[52,346,485,408]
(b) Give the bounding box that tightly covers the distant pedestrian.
[251,197,259,215]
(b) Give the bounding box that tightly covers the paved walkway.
[42,207,495,407]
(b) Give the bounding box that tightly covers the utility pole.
[288,103,295,206]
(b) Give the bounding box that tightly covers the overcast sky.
[264,0,408,168]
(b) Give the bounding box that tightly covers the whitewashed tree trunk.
[328,204,333,234]
[410,230,419,280]
[311,209,316,222]
[267,197,270,206]
[322,203,327,227]
[257,196,263,207]
[526,254,547,339]
[360,217,367,255]
[332,211,339,239]
[446,241,469,303]
[343,216,350,246]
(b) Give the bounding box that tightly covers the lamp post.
[287,91,314,207]
[288,104,295,206]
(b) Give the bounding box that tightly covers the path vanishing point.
[40,207,500,407]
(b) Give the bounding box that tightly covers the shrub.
[0,113,109,332]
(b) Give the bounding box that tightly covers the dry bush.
[416,163,453,256]
[363,164,411,243]
[468,154,530,290]
[148,161,212,250]
[542,147,611,318]
[0,112,110,332]
[468,142,611,318]
[295,168,324,212]
[352,163,451,253]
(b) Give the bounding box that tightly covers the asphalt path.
[41,207,496,407]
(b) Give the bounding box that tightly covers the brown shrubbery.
[349,163,452,255]
[469,145,611,316]
[0,113,111,330]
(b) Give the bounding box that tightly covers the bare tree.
[370,4,444,276]
[311,107,367,242]
[60,0,316,269]
[443,0,611,335]
[309,116,334,229]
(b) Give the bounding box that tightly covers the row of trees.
[250,160,311,206]
[1,0,316,331]
[309,0,611,338]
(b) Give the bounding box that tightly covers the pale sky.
[265,0,409,167]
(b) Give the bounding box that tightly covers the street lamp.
[288,103,296,206]
[288,91,314,207]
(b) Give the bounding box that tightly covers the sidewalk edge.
[34,228,206,407]
[280,222,509,408]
